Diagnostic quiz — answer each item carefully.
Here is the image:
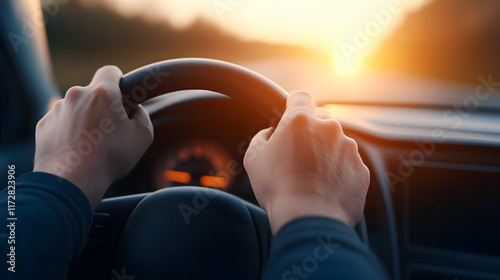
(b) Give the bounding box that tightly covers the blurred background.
[44,0,500,102]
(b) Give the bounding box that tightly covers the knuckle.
[345,137,359,152]
[287,110,310,127]
[324,119,342,133]
[92,83,113,97]
[319,119,342,139]
[90,84,119,106]
[51,99,64,111]
[102,64,120,73]
[315,107,332,118]
[65,86,84,101]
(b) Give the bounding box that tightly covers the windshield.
[44,0,500,103]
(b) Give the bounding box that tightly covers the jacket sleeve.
[0,172,92,279]
[262,217,389,280]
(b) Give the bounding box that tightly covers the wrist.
[34,160,110,209]
[266,194,352,235]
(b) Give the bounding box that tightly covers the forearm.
[263,217,389,280]
[0,172,92,279]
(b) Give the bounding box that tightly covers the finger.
[89,66,125,112]
[258,127,275,142]
[244,127,274,167]
[130,104,154,136]
[49,99,64,113]
[64,86,84,102]
[285,91,315,116]
[274,91,315,134]
[315,107,333,120]
[90,65,123,87]
[249,127,274,148]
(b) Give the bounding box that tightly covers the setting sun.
[332,50,363,77]
[88,0,430,77]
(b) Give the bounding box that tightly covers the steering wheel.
[119,58,287,120]
[70,58,287,280]
[69,58,367,280]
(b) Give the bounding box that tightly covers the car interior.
[1,0,499,279]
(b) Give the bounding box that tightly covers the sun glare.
[333,58,363,77]
[332,49,364,77]
[91,0,430,78]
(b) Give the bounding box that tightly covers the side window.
[0,42,31,146]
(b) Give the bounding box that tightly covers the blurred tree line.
[366,0,500,85]
[45,0,313,89]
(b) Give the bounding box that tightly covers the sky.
[84,0,432,75]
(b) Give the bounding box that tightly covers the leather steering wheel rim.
[119,57,288,121]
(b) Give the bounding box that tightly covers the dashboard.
[105,89,500,280]
[335,103,500,280]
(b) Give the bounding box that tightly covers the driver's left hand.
[33,65,154,209]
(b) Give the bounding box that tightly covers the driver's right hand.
[244,91,370,234]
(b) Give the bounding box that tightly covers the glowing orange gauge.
[154,138,235,191]
[163,170,191,184]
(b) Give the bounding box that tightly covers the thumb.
[130,104,154,143]
[249,127,274,148]
[244,127,274,168]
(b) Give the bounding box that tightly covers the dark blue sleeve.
[263,217,389,280]
[0,172,92,279]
